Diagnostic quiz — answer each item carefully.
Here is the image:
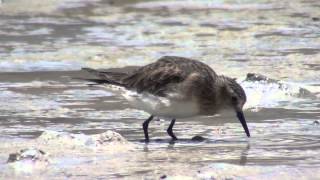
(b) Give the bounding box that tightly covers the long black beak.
[236,111,250,137]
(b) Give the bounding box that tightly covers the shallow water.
[0,0,320,179]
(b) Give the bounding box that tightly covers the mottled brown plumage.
[123,56,216,95]
[82,56,250,141]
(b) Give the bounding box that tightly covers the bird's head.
[220,77,250,137]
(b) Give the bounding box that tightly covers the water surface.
[0,0,320,179]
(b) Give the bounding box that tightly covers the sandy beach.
[0,0,320,179]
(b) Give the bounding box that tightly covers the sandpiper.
[82,56,250,141]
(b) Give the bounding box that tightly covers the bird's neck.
[197,76,229,115]
[213,75,232,107]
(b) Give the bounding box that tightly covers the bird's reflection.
[239,144,250,165]
[141,137,251,166]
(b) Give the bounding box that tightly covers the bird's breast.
[122,90,200,118]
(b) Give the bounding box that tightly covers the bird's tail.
[79,68,127,87]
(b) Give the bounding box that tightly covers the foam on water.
[240,78,319,111]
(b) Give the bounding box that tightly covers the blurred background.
[0,0,320,179]
[0,0,319,80]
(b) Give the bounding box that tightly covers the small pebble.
[7,153,19,163]
[191,136,206,142]
[312,17,320,21]
[160,174,167,179]
[7,148,47,163]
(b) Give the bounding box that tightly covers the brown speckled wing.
[122,56,217,97]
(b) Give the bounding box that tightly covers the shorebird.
[81,56,250,141]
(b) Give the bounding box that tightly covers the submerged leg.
[167,119,178,140]
[143,115,154,142]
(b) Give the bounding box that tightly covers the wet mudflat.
[0,0,320,179]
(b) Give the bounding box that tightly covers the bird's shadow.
[136,136,229,144]
[136,135,250,144]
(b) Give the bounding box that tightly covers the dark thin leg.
[143,115,153,142]
[167,119,178,140]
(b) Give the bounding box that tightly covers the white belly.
[122,90,200,118]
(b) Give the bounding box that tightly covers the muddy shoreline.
[0,70,319,179]
[0,0,320,179]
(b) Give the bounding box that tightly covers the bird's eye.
[231,96,237,103]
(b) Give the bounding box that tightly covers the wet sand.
[0,0,320,179]
[0,70,319,179]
